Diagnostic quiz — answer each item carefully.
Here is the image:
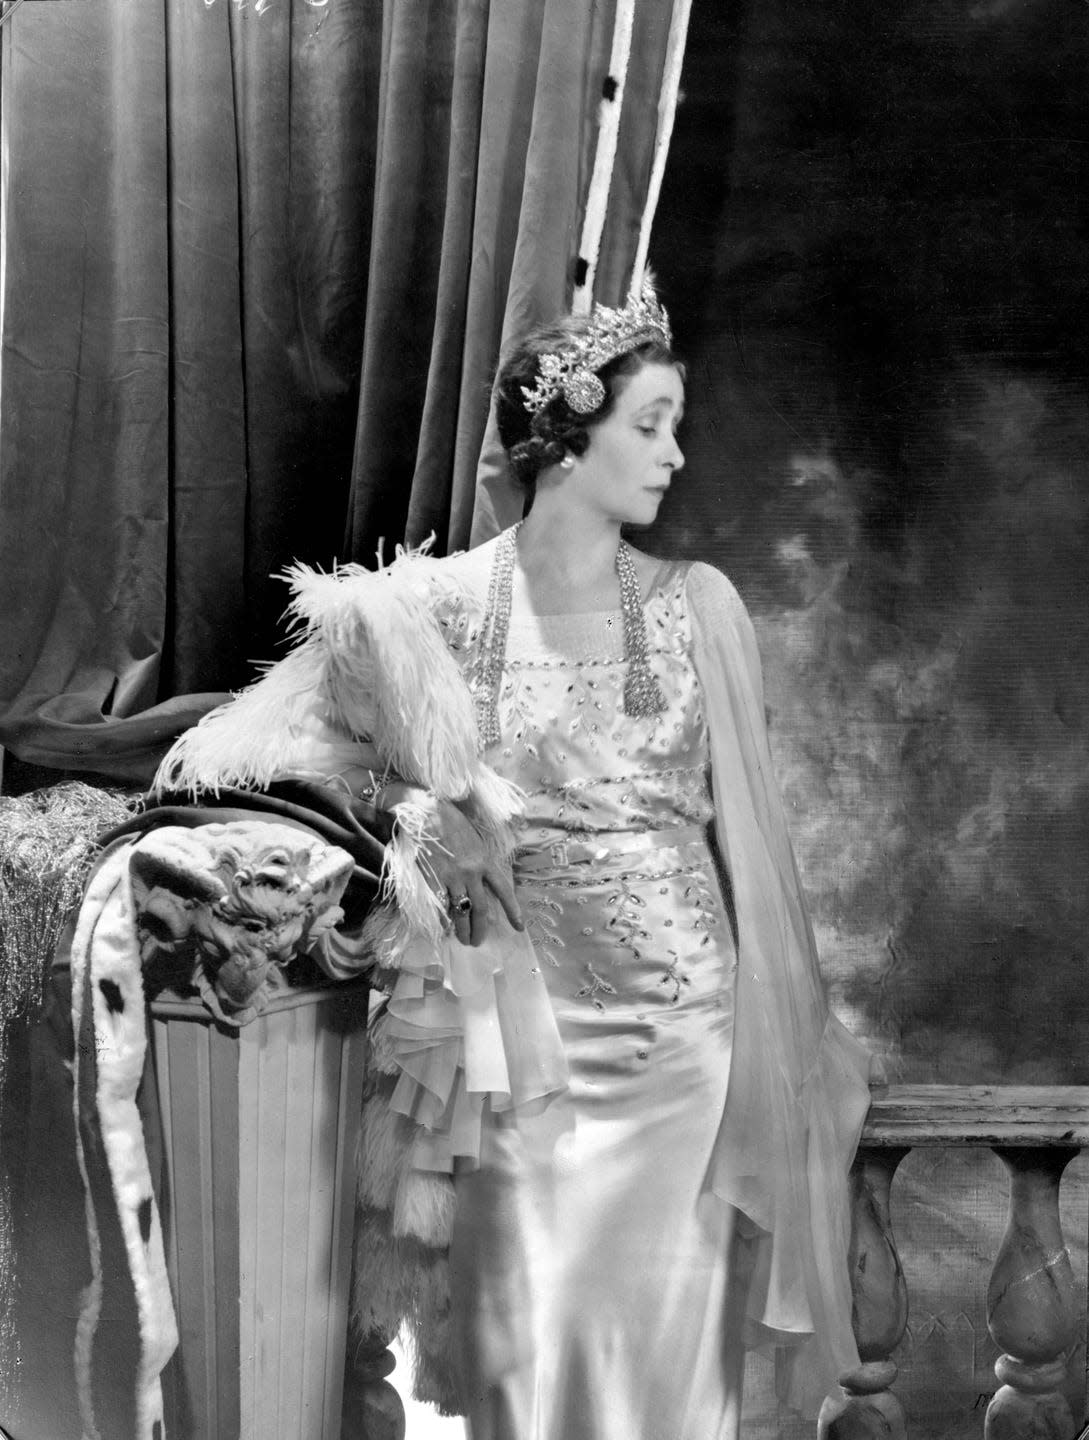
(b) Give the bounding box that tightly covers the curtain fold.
[0,2,174,758]
[343,0,472,560]
[219,0,379,662]
[453,0,604,548]
[404,0,493,548]
[0,0,376,779]
[164,0,247,695]
[0,0,687,784]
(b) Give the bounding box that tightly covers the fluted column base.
[150,984,369,1440]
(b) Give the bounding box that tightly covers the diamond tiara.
[520,281,673,417]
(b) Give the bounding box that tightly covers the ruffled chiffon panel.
[378,917,570,1174]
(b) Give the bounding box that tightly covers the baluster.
[984,1145,1079,1440]
[818,1145,910,1439]
[341,1327,406,1440]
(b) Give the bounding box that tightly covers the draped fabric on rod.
[0,0,683,786]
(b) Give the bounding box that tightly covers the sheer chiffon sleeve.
[686,560,873,1414]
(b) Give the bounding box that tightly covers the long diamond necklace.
[472,523,667,749]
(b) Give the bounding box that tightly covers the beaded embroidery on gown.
[439,562,748,1440]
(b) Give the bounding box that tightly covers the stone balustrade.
[820,1085,1089,1440]
[351,1084,1089,1439]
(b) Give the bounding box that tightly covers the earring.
[560,454,574,470]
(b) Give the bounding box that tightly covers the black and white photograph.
[0,3,1086,1438]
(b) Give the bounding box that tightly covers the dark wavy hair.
[495,316,682,488]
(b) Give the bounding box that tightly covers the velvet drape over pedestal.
[0,0,682,784]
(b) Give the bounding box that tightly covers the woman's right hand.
[380,783,524,947]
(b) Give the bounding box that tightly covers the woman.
[158,284,870,1438]
[367,286,868,1437]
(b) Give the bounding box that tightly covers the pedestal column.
[150,983,368,1440]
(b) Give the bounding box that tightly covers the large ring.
[450,894,473,917]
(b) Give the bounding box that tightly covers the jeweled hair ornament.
[519,281,673,418]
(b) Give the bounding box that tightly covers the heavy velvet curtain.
[0,0,679,785]
[0,0,375,778]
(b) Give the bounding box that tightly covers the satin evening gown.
[444,565,749,1440]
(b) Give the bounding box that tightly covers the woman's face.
[569,361,685,526]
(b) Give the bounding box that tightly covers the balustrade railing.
[820,1085,1089,1440]
[351,1084,1088,1440]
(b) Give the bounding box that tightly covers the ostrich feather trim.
[281,557,479,799]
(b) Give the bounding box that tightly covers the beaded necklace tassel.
[616,541,667,719]
[471,526,666,750]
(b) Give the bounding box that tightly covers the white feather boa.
[154,546,524,948]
